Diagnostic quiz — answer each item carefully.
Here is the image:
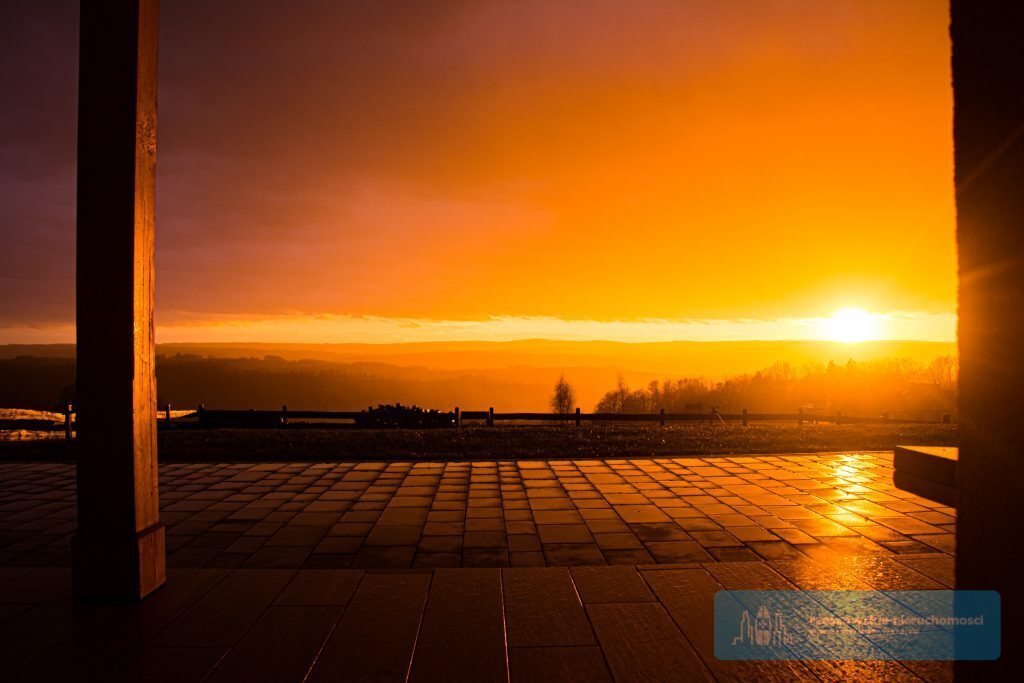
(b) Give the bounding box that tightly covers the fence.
[49,403,953,439]
[51,403,950,436]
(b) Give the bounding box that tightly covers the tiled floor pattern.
[0,453,955,570]
[0,453,958,681]
[0,560,955,682]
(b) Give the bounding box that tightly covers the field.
[0,422,958,463]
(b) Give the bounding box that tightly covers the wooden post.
[454,407,461,429]
[798,407,804,426]
[164,403,171,426]
[659,407,665,426]
[953,4,1024,673]
[281,404,288,428]
[72,0,165,601]
[742,408,748,426]
[488,406,494,427]
[575,407,581,428]
[64,404,74,440]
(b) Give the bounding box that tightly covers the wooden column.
[953,0,1024,673]
[73,0,165,601]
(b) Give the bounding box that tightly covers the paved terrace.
[0,452,956,681]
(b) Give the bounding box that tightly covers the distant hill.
[0,339,955,411]
[0,339,955,371]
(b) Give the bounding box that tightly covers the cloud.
[0,0,955,334]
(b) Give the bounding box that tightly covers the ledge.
[893,445,957,507]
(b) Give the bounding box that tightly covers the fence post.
[281,404,288,428]
[64,403,73,440]
[742,408,748,426]
[454,406,461,429]
[164,402,172,427]
[660,407,665,427]
[575,407,581,428]
[798,407,804,426]
[488,406,494,427]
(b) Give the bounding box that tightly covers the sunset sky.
[0,0,956,344]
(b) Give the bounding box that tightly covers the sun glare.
[821,307,881,343]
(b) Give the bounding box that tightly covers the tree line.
[585,356,958,418]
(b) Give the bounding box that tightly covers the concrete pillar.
[73,0,165,601]
[952,0,1024,673]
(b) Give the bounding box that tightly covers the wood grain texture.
[73,0,165,600]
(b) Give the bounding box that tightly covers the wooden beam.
[72,0,165,601]
[952,0,1024,674]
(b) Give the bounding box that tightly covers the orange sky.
[0,1,955,343]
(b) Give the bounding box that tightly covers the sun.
[821,307,881,343]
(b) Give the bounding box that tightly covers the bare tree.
[551,374,576,415]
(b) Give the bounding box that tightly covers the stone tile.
[537,525,593,544]
[423,521,464,536]
[509,551,547,567]
[408,569,506,683]
[708,546,762,562]
[593,533,644,550]
[534,510,584,525]
[351,546,416,569]
[689,530,743,548]
[466,518,505,532]
[509,647,611,683]
[588,602,713,682]
[543,544,606,566]
[571,566,655,604]
[314,537,362,554]
[463,548,510,567]
[275,569,363,605]
[418,536,463,553]
[584,519,630,534]
[265,526,327,547]
[503,568,596,647]
[875,517,947,536]
[377,508,430,526]
[413,552,461,568]
[308,573,430,681]
[156,569,295,647]
[508,535,542,552]
[206,605,340,683]
[463,531,507,548]
[614,505,671,524]
[724,526,778,542]
[244,546,312,569]
[644,541,714,564]
[601,548,655,565]
[364,525,423,547]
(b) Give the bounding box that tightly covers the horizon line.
[0,311,957,346]
[0,337,958,348]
